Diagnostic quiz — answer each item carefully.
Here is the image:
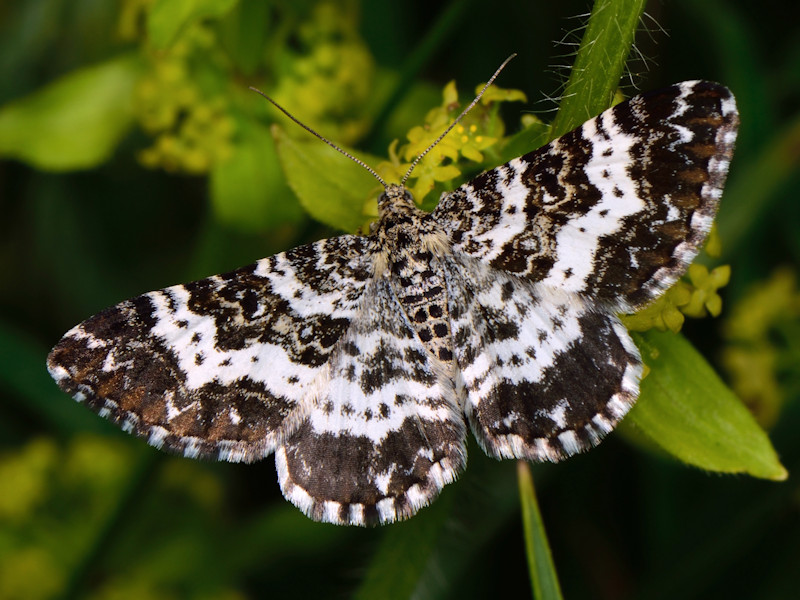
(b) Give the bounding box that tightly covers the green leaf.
[518,462,564,600]
[148,0,238,49]
[622,331,787,481]
[272,125,383,233]
[210,118,304,232]
[0,54,142,171]
[549,0,647,140]
[489,0,644,174]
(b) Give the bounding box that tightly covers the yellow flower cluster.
[721,268,800,427]
[622,264,731,332]
[134,25,235,174]
[377,80,527,205]
[127,0,374,176]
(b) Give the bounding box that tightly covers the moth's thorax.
[374,184,454,364]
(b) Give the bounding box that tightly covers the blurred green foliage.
[2,0,800,598]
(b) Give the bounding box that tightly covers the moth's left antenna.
[249,87,389,189]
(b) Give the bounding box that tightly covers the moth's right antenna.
[400,53,517,186]
[249,87,389,189]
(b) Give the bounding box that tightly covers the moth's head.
[377,183,415,215]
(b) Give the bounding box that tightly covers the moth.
[48,59,739,525]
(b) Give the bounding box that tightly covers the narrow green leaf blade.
[624,331,787,481]
[549,0,647,139]
[210,118,304,231]
[272,125,383,233]
[148,0,237,49]
[0,54,142,171]
[518,462,564,600]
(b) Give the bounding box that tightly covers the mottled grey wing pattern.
[433,81,738,312]
[276,277,466,526]
[47,236,373,462]
[444,254,642,461]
